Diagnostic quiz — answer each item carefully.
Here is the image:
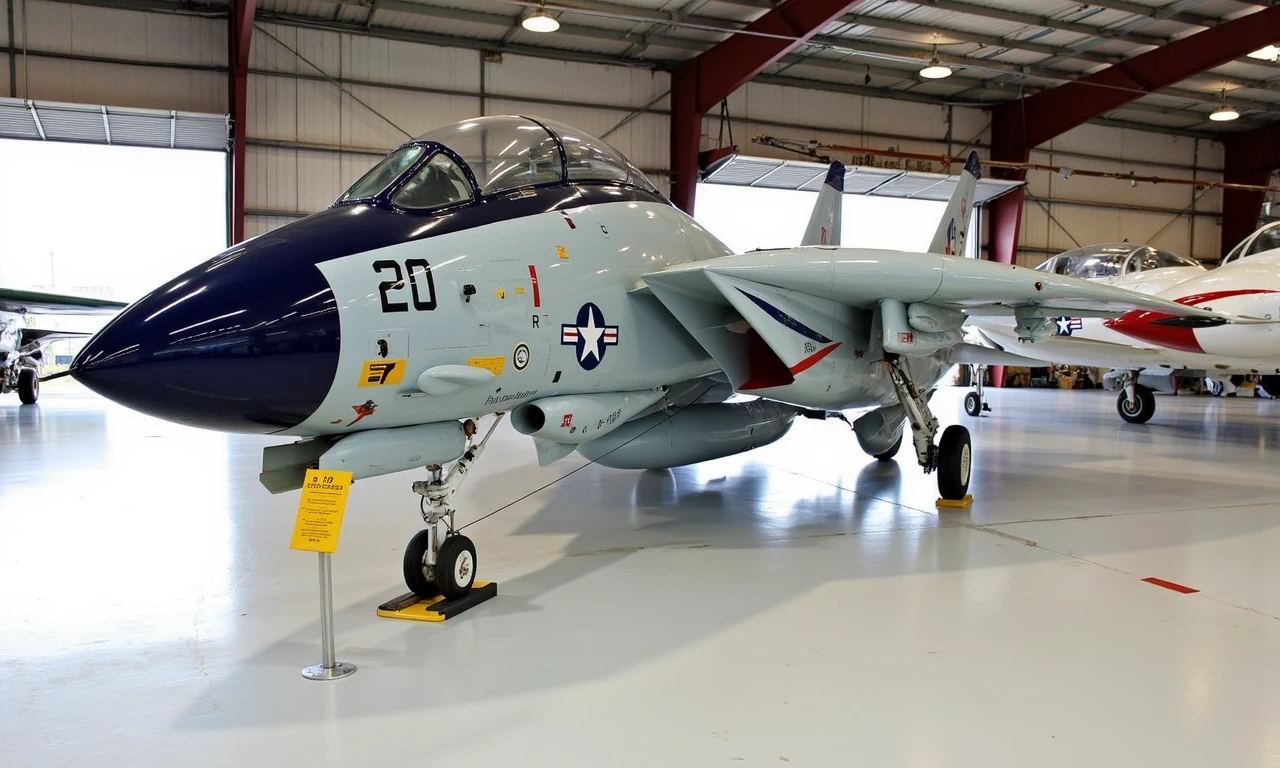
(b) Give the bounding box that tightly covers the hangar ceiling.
[210,0,1280,136]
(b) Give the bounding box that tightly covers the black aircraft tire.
[17,368,38,405]
[936,424,972,501]
[1117,385,1156,424]
[964,391,982,417]
[873,433,903,462]
[403,529,437,598]
[436,534,477,600]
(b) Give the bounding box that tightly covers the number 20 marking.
[373,258,436,313]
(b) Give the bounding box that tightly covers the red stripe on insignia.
[1142,577,1198,594]
[790,343,841,375]
[528,265,541,308]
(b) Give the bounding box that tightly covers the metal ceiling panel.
[0,98,227,151]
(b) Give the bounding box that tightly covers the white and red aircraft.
[969,227,1280,423]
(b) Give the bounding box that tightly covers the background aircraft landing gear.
[1116,372,1156,424]
[886,356,972,500]
[963,365,990,417]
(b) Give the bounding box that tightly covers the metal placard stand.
[303,552,356,681]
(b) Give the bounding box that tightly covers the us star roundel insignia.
[560,302,618,371]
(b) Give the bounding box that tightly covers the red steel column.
[229,0,256,245]
[667,0,865,213]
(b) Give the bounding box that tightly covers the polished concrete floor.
[2,382,1279,767]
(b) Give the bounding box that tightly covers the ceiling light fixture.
[522,2,560,33]
[1247,45,1279,62]
[919,43,952,79]
[1210,88,1239,122]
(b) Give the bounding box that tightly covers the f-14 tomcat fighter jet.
[67,116,1226,599]
[1,287,125,404]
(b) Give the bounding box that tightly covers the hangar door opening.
[695,155,1022,255]
[0,98,229,365]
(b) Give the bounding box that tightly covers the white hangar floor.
[2,383,1278,766]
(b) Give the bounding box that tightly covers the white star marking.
[577,311,606,362]
[1055,317,1072,334]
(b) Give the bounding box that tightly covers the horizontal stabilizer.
[0,287,127,315]
[22,328,91,345]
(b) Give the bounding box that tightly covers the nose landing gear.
[963,364,991,417]
[885,355,972,501]
[401,415,503,601]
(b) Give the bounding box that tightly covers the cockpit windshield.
[337,145,426,202]
[1222,221,1280,265]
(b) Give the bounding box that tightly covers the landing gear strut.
[885,355,971,500]
[964,364,990,417]
[402,415,503,600]
[1115,371,1156,424]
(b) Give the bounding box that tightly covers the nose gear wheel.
[401,415,503,599]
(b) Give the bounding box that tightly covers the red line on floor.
[1142,577,1199,594]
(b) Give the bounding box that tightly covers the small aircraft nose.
[70,222,343,433]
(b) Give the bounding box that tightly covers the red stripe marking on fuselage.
[1142,577,1199,594]
[528,265,541,308]
[790,343,841,375]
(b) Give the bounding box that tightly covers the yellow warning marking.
[358,358,406,387]
[467,356,505,376]
[935,494,974,509]
[377,582,494,622]
[515,286,526,295]
[289,469,353,553]
[556,245,569,260]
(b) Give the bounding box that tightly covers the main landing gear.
[964,364,991,417]
[1115,370,1156,424]
[402,415,503,600]
[885,354,971,501]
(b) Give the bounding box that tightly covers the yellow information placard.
[358,359,407,387]
[290,469,353,553]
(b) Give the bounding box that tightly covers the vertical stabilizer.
[801,161,845,246]
[927,151,981,257]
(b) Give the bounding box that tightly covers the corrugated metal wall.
[5,0,1227,263]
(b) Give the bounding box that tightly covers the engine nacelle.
[511,389,665,445]
[318,421,466,481]
[881,298,962,355]
[853,405,906,457]
[577,401,797,470]
[908,303,966,334]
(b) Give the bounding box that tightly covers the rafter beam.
[992,5,1280,153]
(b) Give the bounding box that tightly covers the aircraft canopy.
[336,115,659,209]
[1034,243,1201,279]
[1222,221,1280,266]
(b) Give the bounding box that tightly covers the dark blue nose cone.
[71,220,343,433]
